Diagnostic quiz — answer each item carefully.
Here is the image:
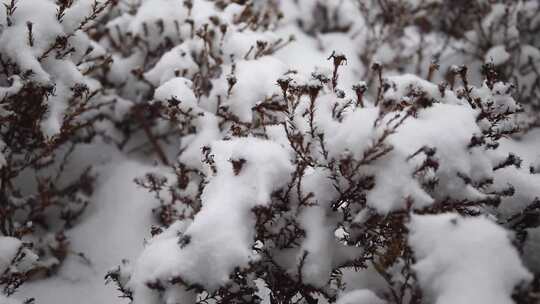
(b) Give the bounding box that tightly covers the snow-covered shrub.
[92,0,291,162]
[0,0,116,300]
[0,1,538,303]
[105,31,539,302]
[285,1,540,126]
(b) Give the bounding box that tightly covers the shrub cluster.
[0,1,539,304]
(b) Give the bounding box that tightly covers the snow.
[0,0,61,83]
[408,213,532,304]
[211,56,288,123]
[144,43,201,86]
[486,45,511,65]
[127,0,188,49]
[0,237,38,303]
[20,142,161,304]
[0,237,23,274]
[154,77,199,112]
[178,114,220,171]
[4,1,540,303]
[128,137,294,301]
[314,73,498,213]
[0,0,108,137]
[0,294,21,304]
[297,200,362,287]
[336,289,386,304]
[523,227,540,274]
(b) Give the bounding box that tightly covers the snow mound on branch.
[378,103,489,210]
[321,74,496,213]
[0,237,37,275]
[0,0,107,137]
[144,43,202,86]
[211,56,288,123]
[486,45,511,65]
[296,204,363,287]
[129,137,293,302]
[154,77,199,113]
[408,213,531,304]
[0,0,62,83]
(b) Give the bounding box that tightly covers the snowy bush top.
[409,214,531,304]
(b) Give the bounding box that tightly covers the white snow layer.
[408,213,532,304]
[129,137,293,303]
